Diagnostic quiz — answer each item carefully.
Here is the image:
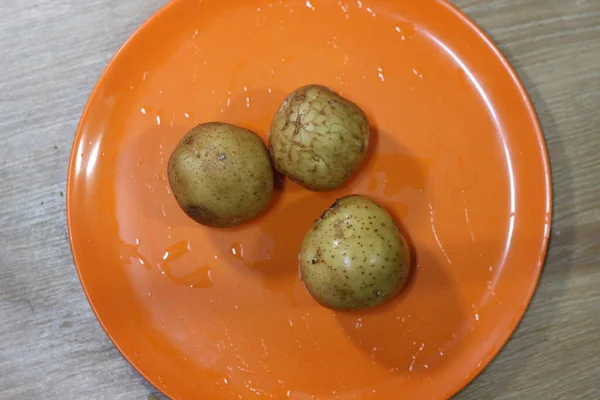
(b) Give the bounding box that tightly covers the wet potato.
[167,122,273,228]
[269,85,370,191]
[299,195,410,311]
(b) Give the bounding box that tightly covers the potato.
[269,85,369,191]
[299,195,410,310]
[167,122,273,227]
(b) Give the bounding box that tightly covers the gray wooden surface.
[1,0,599,399]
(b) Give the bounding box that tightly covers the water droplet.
[163,241,191,261]
[159,240,213,288]
[377,67,385,82]
[355,318,363,329]
[140,108,147,115]
[231,243,244,261]
[330,36,339,49]
[161,242,213,290]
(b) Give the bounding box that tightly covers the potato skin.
[299,195,410,311]
[269,85,369,191]
[167,122,273,227]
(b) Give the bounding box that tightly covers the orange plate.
[67,0,551,399]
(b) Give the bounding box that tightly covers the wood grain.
[0,0,598,399]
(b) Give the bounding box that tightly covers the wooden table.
[1,1,598,399]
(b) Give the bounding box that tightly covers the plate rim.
[66,0,553,398]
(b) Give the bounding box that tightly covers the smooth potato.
[167,122,273,227]
[269,85,369,191]
[299,195,410,310]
